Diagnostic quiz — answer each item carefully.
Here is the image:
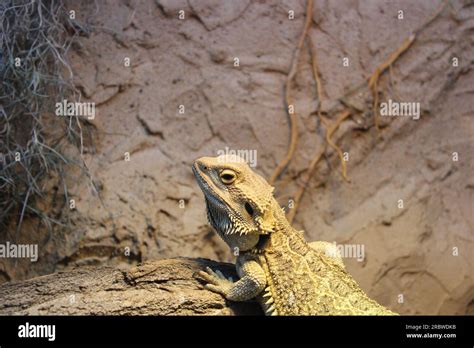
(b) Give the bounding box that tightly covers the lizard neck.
[265,198,310,254]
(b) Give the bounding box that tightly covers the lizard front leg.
[197,256,266,301]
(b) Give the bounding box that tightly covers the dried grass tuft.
[0,0,92,234]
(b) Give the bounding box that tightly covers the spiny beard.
[205,198,251,236]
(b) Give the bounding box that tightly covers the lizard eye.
[244,202,254,216]
[220,169,236,185]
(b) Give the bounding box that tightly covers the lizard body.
[193,155,396,315]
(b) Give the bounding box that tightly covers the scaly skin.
[193,155,396,315]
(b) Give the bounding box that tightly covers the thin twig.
[325,110,352,182]
[308,37,325,118]
[287,34,327,224]
[287,146,325,224]
[367,0,449,131]
[269,0,313,185]
[368,34,416,131]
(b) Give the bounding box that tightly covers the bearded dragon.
[193,155,396,315]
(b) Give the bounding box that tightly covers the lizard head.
[193,155,277,252]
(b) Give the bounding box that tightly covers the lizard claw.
[197,267,234,297]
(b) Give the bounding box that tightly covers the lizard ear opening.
[244,202,254,216]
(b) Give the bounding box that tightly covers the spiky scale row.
[261,285,279,316]
[206,198,256,236]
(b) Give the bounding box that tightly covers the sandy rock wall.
[2,0,473,314]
